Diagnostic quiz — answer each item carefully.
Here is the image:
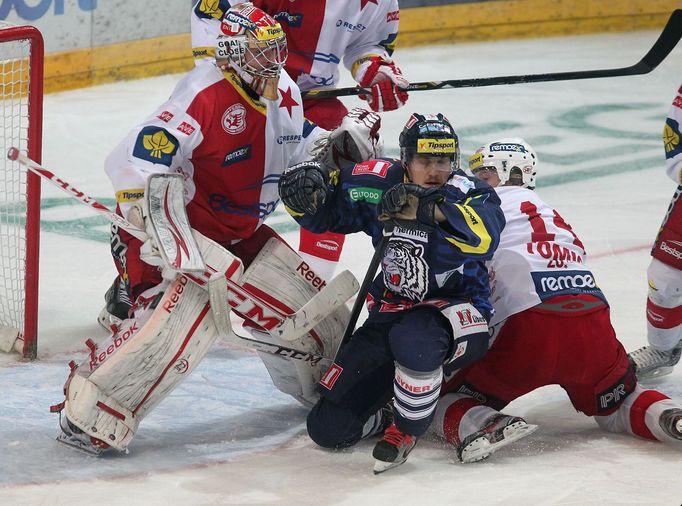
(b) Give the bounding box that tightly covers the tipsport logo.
[1,0,96,21]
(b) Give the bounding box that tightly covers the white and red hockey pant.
[594,384,682,443]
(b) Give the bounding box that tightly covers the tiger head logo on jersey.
[382,239,429,301]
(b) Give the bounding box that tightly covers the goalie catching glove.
[313,108,383,171]
[378,183,444,228]
[353,56,409,112]
[279,161,329,215]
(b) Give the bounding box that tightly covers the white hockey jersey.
[487,186,605,326]
[191,0,400,91]
[664,82,682,184]
[105,63,323,244]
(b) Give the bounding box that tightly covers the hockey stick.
[7,147,357,341]
[302,9,682,99]
[333,225,393,360]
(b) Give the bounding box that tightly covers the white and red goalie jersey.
[487,186,603,326]
[191,0,400,92]
[105,62,323,243]
[664,82,682,184]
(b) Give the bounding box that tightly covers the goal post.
[0,23,43,360]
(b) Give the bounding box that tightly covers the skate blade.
[638,366,674,381]
[373,457,407,475]
[56,432,104,456]
[461,422,538,464]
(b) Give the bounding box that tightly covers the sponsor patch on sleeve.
[664,118,681,158]
[115,188,145,203]
[132,126,179,167]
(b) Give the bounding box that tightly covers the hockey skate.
[372,423,417,474]
[97,276,132,332]
[456,414,538,463]
[56,414,110,456]
[629,343,682,381]
[659,408,682,440]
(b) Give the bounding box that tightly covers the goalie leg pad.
[62,232,240,452]
[239,237,350,358]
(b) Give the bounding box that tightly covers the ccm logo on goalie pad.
[319,364,343,390]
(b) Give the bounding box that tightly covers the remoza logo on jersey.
[133,126,179,166]
[222,144,252,166]
[531,270,605,301]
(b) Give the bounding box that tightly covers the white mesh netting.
[0,21,31,342]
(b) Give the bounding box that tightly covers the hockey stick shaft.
[7,147,147,242]
[302,9,682,99]
[334,226,393,359]
[7,148,354,341]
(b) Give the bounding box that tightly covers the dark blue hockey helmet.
[399,113,460,174]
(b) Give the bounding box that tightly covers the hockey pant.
[306,303,489,448]
[647,185,682,350]
[436,295,682,444]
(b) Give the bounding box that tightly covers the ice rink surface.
[2,29,682,505]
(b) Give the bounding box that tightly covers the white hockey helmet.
[469,138,538,189]
[215,4,288,97]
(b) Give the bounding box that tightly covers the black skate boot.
[372,423,417,474]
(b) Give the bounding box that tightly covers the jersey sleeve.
[343,0,400,78]
[104,85,205,218]
[287,158,402,236]
[665,83,682,184]
[436,176,505,261]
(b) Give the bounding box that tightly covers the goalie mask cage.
[0,23,43,360]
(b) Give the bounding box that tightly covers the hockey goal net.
[0,23,43,360]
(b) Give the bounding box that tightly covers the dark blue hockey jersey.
[287,158,505,322]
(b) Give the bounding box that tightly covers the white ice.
[2,29,682,505]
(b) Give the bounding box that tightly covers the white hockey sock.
[433,392,497,444]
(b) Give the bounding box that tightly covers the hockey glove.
[313,108,383,171]
[127,203,180,281]
[377,183,444,228]
[279,161,329,215]
[354,56,409,112]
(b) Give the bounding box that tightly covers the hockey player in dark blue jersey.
[278,113,505,473]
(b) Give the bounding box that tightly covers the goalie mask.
[399,113,460,179]
[469,138,538,189]
[215,4,288,100]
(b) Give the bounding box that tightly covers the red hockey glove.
[354,56,409,112]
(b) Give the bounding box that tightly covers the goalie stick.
[7,148,358,342]
[302,9,682,99]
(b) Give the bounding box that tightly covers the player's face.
[472,166,501,187]
[407,154,451,188]
[244,35,287,77]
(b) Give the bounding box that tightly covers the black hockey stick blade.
[302,9,682,99]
